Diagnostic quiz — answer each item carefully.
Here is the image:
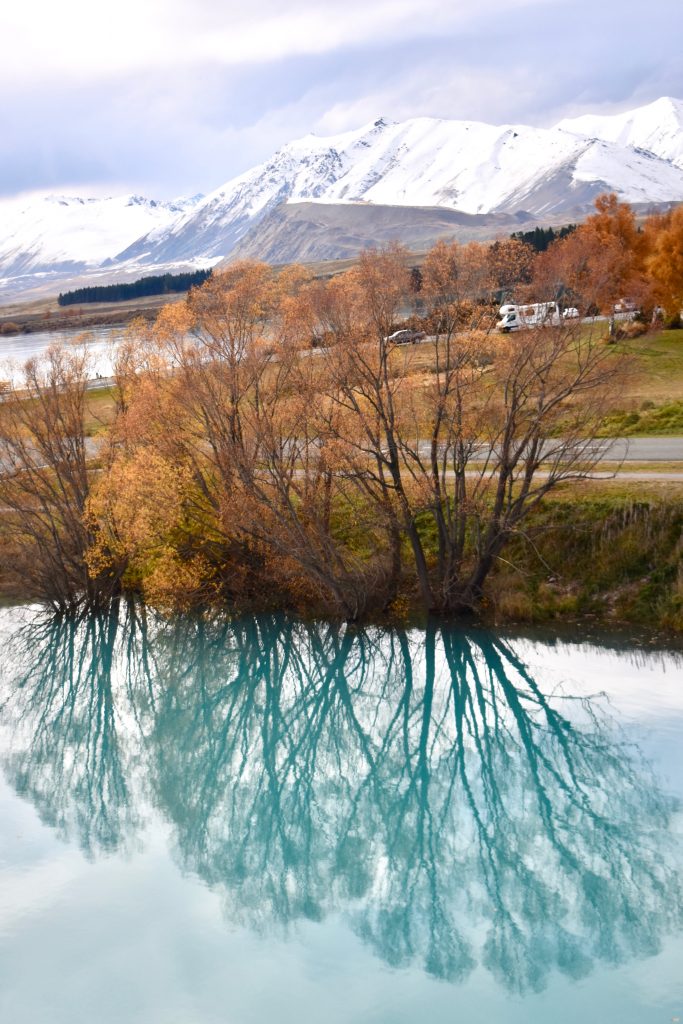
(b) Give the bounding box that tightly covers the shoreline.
[0,292,183,337]
[2,483,682,639]
[1,582,681,647]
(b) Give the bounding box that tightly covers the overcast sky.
[2,0,682,204]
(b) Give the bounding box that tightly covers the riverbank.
[355,481,683,636]
[1,482,681,636]
[2,259,681,633]
[0,290,184,336]
[477,481,683,635]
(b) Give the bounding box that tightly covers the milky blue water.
[0,604,681,1023]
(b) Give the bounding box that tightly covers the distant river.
[0,325,122,382]
[0,606,682,1023]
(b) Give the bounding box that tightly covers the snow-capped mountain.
[557,96,683,169]
[115,100,683,269]
[0,192,201,287]
[1,97,683,298]
[118,116,579,266]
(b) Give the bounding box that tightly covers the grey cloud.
[1,0,681,201]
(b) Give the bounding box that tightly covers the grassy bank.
[1,482,681,635]
[594,328,683,435]
[477,482,683,633]
[0,291,185,336]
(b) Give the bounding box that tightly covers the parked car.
[384,329,426,344]
[562,307,579,319]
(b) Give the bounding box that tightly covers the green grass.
[612,328,683,405]
[600,399,683,436]
[584,328,683,436]
[484,486,683,632]
[84,386,117,435]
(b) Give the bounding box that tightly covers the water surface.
[0,605,681,1023]
[0,326,119,382]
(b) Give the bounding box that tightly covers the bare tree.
[87,247,625,618]
[316,247,624,611]
[0,344,121,610]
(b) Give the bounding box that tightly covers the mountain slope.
[0,193,200,283]
[227,202,532,265]
[2,97,683,299]
[117,106,683,269]
[557,96,683,169]
[111,118,590,265]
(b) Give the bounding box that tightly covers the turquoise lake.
[0,603,682,1023]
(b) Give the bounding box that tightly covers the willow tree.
[92,262,399,617]
[317,246,625,612]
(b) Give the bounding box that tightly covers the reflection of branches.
[0,601,146,856]
[0,608,681,993]
[143,615,682,993]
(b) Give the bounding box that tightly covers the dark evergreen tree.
[510,224,576,253]
[58,268,213,306]
[409,266,423,293]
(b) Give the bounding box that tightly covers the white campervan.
[496,302,561,331]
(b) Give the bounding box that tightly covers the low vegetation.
[600,399,683,436]
[485,487,683,633]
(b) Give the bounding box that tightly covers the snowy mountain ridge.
[0,192,204,285]
[556,96,683,168]
[111,95,683,268]
[1,97,683,298]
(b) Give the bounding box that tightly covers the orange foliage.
[532,193,674,315]
[645,204,683,315]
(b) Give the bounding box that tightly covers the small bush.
[615,320,649,340]
[490,577,535,621]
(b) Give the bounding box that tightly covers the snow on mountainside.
[557,97,683,169]
[117,117,590,266]
[2,97,683,298]
[0,193,201,280]
[117,102,683,269]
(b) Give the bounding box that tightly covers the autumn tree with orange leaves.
[1,215,646,617]
[84,246,623,616]
[645,205,683,321]
[0,346,124,610]
[533,193,652,314]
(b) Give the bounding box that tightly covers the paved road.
[413,437,683,464]
[583,471,683,480]
[587,437,683,462]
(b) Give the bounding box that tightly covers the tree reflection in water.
[1,606,681,993]
[0,601,146,856]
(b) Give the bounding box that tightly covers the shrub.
[614,320,648,340]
